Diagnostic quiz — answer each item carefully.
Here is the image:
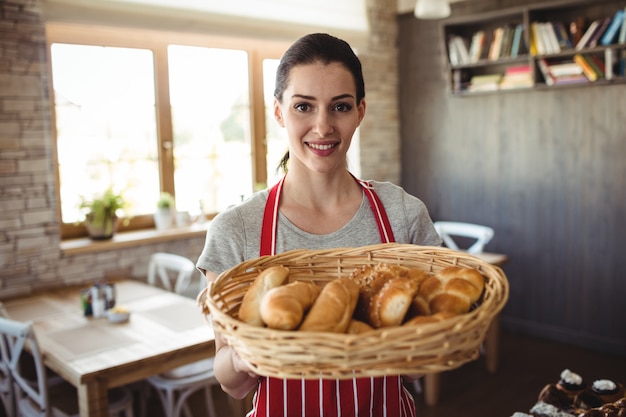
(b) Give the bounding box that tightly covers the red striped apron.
[249,176,416,417]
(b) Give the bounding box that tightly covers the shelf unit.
[442,0,626,95]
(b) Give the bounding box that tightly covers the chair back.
[0,305,15,417]
[434,221,494,254]
[148,253,200,296]
[0,317,48,417]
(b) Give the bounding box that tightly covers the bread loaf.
[299,278,359,333]
[238,266,290,326]
[411,266,485,316]
[260,281,321,330]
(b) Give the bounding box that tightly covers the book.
[573,53,599,81]
[543,22,561,53]
[468,73,502,92]
[468,30,486,63]
[489,27,505,60]
[453,36,471,64]
[553,22,573,50]
[548,62,583,77]
[500,65,533,89]
[569,17,587,46]
[600,9,624,45]
[448,37,460,65]
[531,22,546,54]
[500,24,515,57]
[575,19,601,50]
[537,58,556,86]
[587,17,612,48]
[589,54,606,78]
[618,6,626,44]
[552,74,589,85]
[510,24,524,57]
[604,48,613,80]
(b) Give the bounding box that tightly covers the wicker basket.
[204,243,509,380]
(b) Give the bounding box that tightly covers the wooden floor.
[171,329,626,417]
[3,329,623,417]
[409,329,626,417]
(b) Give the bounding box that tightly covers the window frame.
[46,22,288,239]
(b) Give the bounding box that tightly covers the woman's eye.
[334,103,353,112]
[294,103,311,112]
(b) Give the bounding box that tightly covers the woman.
[197,32,441,417]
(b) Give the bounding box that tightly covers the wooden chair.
[420,221,507,406]
[144,252,219,417]
[0,317,134,417]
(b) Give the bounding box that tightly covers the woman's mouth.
[307,142,337,151]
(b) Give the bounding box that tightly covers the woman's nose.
[312,111,333,136]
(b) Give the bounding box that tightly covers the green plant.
[156,192,175,209]
[79,188,127,237]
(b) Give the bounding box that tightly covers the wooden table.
[2,280,215,417]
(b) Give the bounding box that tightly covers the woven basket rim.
[204,243,509,379]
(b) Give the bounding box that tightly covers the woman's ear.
[357,99,366,125]
[274,99,285,127]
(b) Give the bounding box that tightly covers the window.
[47,23,288,238]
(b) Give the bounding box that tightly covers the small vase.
[85,215,119,240]
[154,208,174,230]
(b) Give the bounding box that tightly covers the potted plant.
[79,188,127,240]
[154,192,175,230]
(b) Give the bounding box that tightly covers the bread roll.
[299,278,359,333]
[368,275,419,328]
[403,311,456,326]
[349,263,410,323]
[346,319,374,334]
[411,266,485,316]
[260,281,322,330]
[238,266,290,326]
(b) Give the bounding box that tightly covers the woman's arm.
[205,271,259,399]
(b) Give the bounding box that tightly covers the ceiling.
[41,0,465,48]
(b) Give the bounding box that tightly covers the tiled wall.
[0,0,401,297]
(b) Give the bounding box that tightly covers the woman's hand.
[205,271,260,398]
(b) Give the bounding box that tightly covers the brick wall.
[0,0,400,297]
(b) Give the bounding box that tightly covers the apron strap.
[261,175,395,256]
[260,176,284,256]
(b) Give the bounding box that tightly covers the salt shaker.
[91,285,105,318]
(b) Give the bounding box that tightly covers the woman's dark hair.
[274,33,365,174]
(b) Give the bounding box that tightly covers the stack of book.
[537,58,588,86]
[467,74,503,92]
[499,65,534,89]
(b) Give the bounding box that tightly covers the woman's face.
[274,61,366,175]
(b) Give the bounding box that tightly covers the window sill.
[60,222,209,255]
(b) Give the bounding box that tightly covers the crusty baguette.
[260,281,321,330]
[299,278,359,333]
[238,266,290,326]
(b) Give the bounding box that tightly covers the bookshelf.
[442,0,626,95]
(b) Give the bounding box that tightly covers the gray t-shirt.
[197,180,441,275]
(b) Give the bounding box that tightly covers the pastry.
[299,277,359,333]
[259,281,321,330]
[238,266,290,326]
